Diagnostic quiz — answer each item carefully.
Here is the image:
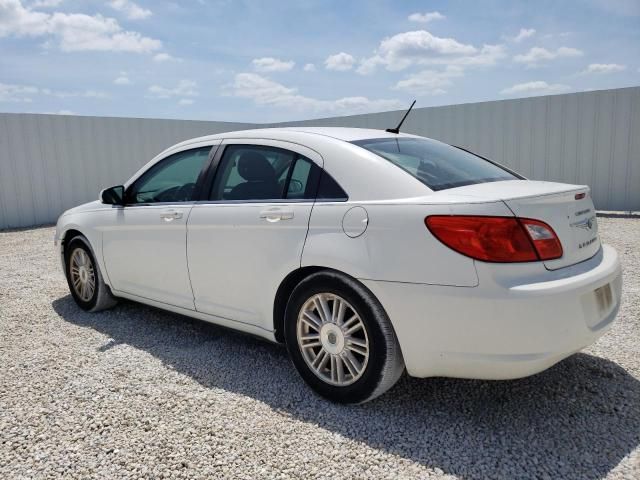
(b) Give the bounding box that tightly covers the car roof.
[170,127,420,150]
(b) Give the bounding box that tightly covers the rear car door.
[187,140,323,332]
[102,145,215,309]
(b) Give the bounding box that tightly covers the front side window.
[352,138,519,191]
[128,147,210,204]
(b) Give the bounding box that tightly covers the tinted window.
[210,145,296,201]
[317,171,348,201]
[128,147,210,203]
[352,138,518,191]
[287,158,313,198]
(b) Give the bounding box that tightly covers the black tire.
[284,270,404,404]
[64,236,117,312]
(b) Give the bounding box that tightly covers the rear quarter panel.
[302,200,515,286]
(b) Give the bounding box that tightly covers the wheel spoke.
[301,311,321,330]
[342,351,361,377]
[332,298,346,325]
[344,322,363,336]
[314,296,331,324]
[347,342,368,356]
[300,334,319,342]
[336,355,345,383]
[311,349,328,371]
[342,315,358,329]
[330,355,337,382]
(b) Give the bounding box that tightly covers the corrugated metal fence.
[0,116,256,229]
[276,86,640,213]
[0,86,638,229]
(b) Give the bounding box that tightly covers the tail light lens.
[519,218,563,260]
[425,216,562,263]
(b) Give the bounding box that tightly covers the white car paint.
[55,127,622,380]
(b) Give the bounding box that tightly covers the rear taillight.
[425,216,562,263]
[519,218,563,260]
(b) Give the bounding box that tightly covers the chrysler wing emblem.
[572,215,595,231]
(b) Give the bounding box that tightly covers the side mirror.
[100,185,125,205]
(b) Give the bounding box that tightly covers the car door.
[102,145,215,310]
[187,139,323,332]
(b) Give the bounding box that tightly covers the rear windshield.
[352,137,519,191]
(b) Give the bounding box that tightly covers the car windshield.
[352,137,520,191]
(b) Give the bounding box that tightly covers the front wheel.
[64,236,117,312]
[284,271,404,404]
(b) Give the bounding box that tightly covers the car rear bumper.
[361,244,622,379]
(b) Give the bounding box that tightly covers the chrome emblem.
[572,215,595,231]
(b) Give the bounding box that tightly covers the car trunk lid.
[429,180,600,270]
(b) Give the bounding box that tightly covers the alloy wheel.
[296,293,369,386]
[69,247,96,302]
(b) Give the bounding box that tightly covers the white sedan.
[55,127,622,403]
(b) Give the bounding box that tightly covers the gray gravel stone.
[0,218,638,479]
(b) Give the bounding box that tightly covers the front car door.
[102,144,216,309]
[187,139,323,332]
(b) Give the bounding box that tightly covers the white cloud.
[582,63,627,74]
[0,81,108,101]
[108,0,151,20]
[152,52,178,62]
[408,11,445,23]
[252,57,295,72]
[393,65,464,96]
[325,52,355,71]
[148,80,198,98]
[500,81,571,96]
[512,28,535,42]
[357,30,506,74]
[0,82,38,102]
[43,88,108,98]
[56,109,75,114]
[514,46,583,66]
[0,0,161,53]
[178,98,193,106]
[29,0,62,7]
[230,72,403,114]
[114,71,131,85]
[303,63,316,72]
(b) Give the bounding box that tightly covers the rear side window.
[209,144,349,202]
[210,145,295,201]
[287,157,347,201]
[317,171,348,201]
[352,138,518,191]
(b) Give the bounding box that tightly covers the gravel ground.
[0,217,639,479]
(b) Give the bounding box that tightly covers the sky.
[0,0,639,122]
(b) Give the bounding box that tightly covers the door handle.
[160,210,183,221]
[259,208,294,222]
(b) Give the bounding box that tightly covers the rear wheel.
[285,271,404,404]
[64,236,117,312]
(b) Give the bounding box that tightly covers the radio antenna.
[386,100,416,134]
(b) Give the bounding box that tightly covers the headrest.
[237,152,276,182]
